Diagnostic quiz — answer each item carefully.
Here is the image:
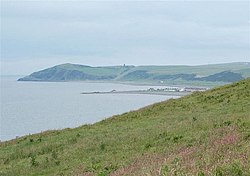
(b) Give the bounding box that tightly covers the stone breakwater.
[81,90,191,96]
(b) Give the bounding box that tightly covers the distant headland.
[18,62,250,86]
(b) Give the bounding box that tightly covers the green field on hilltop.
[57,63,134,77]
[1,79,250,176]
[133,62,250,76]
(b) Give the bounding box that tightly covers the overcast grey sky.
[1,1,249,75]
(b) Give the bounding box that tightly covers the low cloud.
[1,1,249,74]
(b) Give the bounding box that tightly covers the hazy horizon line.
[1,61,249,77]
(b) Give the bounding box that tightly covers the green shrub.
[172,135,183,142]
[30,155,39,167]
[161,165,169,176]
[100,143,106,151]
[51,150,58,160]
[230,163,243,176]
[55,160,60,166]
[144,143,152,149]
[198,171,205,176]
[37,138,42,142]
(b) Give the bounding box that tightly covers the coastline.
[16,78,221,88]
[81,90,191,96]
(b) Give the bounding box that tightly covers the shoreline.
[16,79,219,88]
[81,90,191,96]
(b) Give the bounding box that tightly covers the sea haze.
[0,76,176,141]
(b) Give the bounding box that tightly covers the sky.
[1,1,249,75]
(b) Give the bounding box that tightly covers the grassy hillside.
[57,64,134,77]
[1,79,249,176]
[18,62,250,86]
[136,62,250,76]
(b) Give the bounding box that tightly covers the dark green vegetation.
[18,62,250,86]
[1,79,249,175]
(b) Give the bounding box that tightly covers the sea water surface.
[1,76,176,141]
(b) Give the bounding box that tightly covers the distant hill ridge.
[18,62,250,86]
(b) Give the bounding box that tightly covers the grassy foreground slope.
[1,79,250,176]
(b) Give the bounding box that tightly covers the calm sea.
[0,76,176,141]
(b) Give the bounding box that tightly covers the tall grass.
[0,78,249,175]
